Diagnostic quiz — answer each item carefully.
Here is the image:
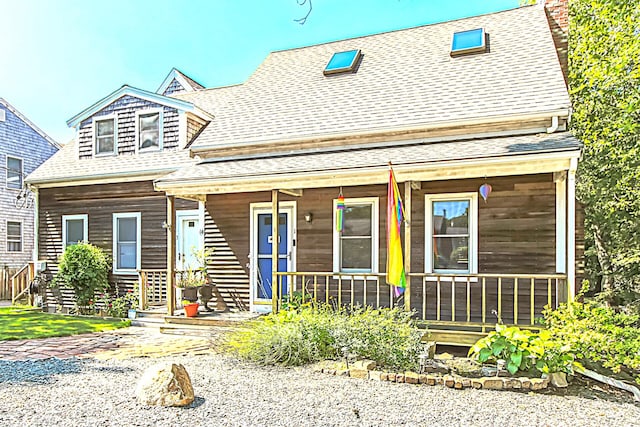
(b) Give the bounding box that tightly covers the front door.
[176,210,201,270]
[250,203,295,312]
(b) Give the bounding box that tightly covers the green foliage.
[226,304,422,370]
[543,301,640,383]
[0,307,129,340]
[97,287,140,318]
[55,243,110,313]
[570,0,640,300]
[469,324,577,375]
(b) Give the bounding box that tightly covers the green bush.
[469,324,577,375]
[543,301,640,383]
[55,243,110,314]
[226,304,422,370]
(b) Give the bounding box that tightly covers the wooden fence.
[0,266,10,300]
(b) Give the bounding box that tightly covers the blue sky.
[0,0,519,144]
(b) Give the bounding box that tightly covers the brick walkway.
[0,327,213,361]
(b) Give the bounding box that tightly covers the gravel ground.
[0,354,639,427]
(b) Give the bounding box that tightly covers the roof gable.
[0,97,60,149]
[157,68,205,95]
[66,85,203,128]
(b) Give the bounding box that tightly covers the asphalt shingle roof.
[186,6,569,150]
[157,132,580,186]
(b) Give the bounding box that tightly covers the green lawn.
[0,306,130,341]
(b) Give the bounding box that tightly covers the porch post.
[167,195,176,315]
[404,181,412,311]
[567,158,578,301]
[271,189,279,313]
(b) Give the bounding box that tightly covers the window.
[137,110,162,151]
[0,109,5,122]
[324,49,362,75]
[6,156,22,189]
[113,212,141,273]
[450,28,486,56]
[7,221,22,252]
[425,193,478,274]
[333,197,379,273]
[94,116,116,155]
[62,214,88,248]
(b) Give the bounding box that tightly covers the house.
[0,98,59,273]
[27,2,581,339]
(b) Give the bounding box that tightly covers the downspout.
[546,116,559,133]
[567,157,578,300]
[31,186,39,263]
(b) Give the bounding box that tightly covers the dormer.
[67,85,212,160]
[157,68,205,96]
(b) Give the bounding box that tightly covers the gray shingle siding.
[163,78,186,95]
[0,103,58,269]
[77,95,180,159]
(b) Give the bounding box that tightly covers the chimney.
[541,0,568,83]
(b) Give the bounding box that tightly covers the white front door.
[176,210,202,270]
[249,202,296,313]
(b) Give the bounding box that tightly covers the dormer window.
[450,28,487,57]
[137,110,162,152]
[324,49,362,75]
[94,116,116,156]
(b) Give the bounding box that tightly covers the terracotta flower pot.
[183,303,199,318]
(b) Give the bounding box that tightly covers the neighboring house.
[0,98,59,271]
[28,2,582,338]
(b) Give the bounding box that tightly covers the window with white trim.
[425,193,478,274]
[95,117,116,155]
[113,212,141,273]
[333,197,379,273]
[6,156,22,189]
[62,214,88,248]
[137,110,162,151]
[7,221,22,252]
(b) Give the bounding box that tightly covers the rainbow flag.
[336,195,345,232]
[386,167,406,296]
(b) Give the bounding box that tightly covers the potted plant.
[182,300,199,317]
[175,248,213,305]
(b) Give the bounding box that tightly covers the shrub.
[55,243,110,314]
[543,301,640,383]
[226,304,422,370]
[469,324,577,375]
[97,287,140,318]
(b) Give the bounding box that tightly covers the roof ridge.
[0,97,61,149]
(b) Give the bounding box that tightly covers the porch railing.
[274,271,568,331]
[138,269,167,309]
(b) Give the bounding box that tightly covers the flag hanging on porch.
[336,194,345,233]
[386,166,406,296]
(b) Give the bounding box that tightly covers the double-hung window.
[425,193,478,274]
[7,221,22,252]
[62,214,88,248]
[113,213,141,274]
[333,197,379,273]
[137,110,162,151]
[95,116,116,155]
[6,156,22,189]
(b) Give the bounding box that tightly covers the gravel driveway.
[1,354,639,427]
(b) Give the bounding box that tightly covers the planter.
[183,303,199,318]
[180,287,199,303]
[127,308,137,320]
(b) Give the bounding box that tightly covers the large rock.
[136,363,195,407]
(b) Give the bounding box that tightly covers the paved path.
[0,327,213,361]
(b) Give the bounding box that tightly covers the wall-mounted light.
[162,221,171,230]
[304,212,313,223]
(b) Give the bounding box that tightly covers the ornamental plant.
[55,242,110,314]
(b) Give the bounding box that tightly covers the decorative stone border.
[313,360,549,391]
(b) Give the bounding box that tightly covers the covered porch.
[150,132,581,340]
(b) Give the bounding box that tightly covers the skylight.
[451,28,486,56]
[324,49,362,75]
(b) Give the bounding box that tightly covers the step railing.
[11,262,35,305]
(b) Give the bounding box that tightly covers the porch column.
[567,158,578,301]
[271,189,279,313]
[167,195,176,315]
[404,181,412,311]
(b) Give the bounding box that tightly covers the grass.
[0,306,130,341]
